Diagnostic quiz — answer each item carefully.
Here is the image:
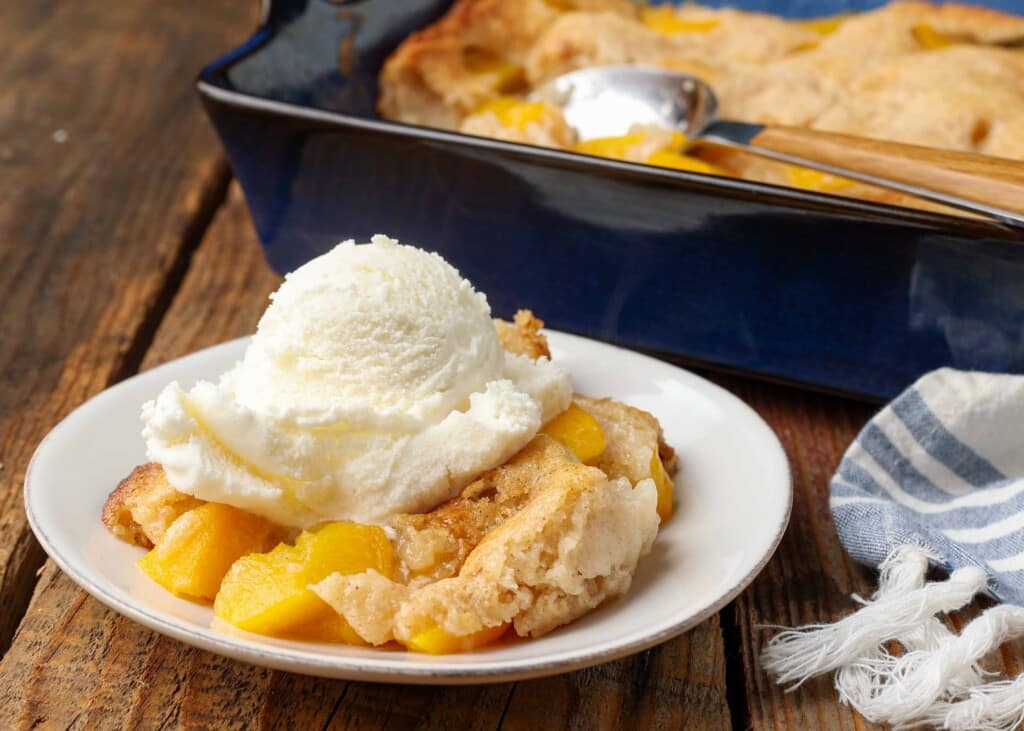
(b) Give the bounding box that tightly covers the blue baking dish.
[198,0,1024,400]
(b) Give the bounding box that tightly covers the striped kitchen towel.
[763,369,1024,731]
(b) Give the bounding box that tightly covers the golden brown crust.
[389,435,576,582]
[317,433,660,641]
[378,0,636,125]
[389,395,674,586]
[494,309,551,359]
[393,435,657,639]
[102,464,156,547]
[102,463,203,548]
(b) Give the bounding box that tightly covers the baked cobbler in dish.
[378,1,1024,211]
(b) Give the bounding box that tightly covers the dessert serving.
[378,0,1024,210]
[102,236,676,653]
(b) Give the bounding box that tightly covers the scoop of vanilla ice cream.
[142,235,572,527]
[227,235,505,429]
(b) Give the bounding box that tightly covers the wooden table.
[2,2,1021,728]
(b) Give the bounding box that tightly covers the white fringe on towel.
[835,546,988,722]
[762,545,1024,731]
[924,675,1024,731]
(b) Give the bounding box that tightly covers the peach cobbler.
[378,0,1024,211]
[103,236,676,653]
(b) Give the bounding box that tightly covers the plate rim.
[24,330,792,684]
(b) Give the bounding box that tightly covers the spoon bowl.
[536,66,1024,227]
[535,66,718,141]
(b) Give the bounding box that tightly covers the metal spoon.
[536,66,1024,228]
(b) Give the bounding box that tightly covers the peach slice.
[912,24,953,49]
[646,150,725,175]
[403,623,510,654]
[573,133,649,160]
[213,522,395,641]
[277,597,368,646]
[574,131,687,161]
[641,7,719,34]
[541,403,606,464]
[650,450,675,522]
[801,15,849,35]
[137,502,278,601]
[474,97,561,132]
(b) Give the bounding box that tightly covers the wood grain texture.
[501,618,730,731]
[0,186,732,730]
[0,185,280,730]
[715,377,883,730]
[0,0,255,655]
[752,126,1024,217]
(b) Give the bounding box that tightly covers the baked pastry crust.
[102,462,202,549]
[314,433,660,642]
[388,392,673,583]
[378,0,637,126]
[378,1,1024,211]
[494,309,551,360]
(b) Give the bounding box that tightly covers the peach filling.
[474,96,562,131]
[911,24,954,49]
[402,623,511,654]
[137,502,278,601]
[641,7,719,34]
[650,450,675,522]
[541,403,607,463]
[573,132,727,176]
[213,522,394,640]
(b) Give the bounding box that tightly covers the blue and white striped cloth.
[764,369,1024,729]
[831,368,1024,606]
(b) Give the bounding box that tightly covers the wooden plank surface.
[0,0,256,655]
[0,186,732,730]
[719,379,883,730]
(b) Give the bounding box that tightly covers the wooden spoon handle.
[704,122,1024,226]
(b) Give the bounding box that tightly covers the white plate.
[25,331,791,684]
